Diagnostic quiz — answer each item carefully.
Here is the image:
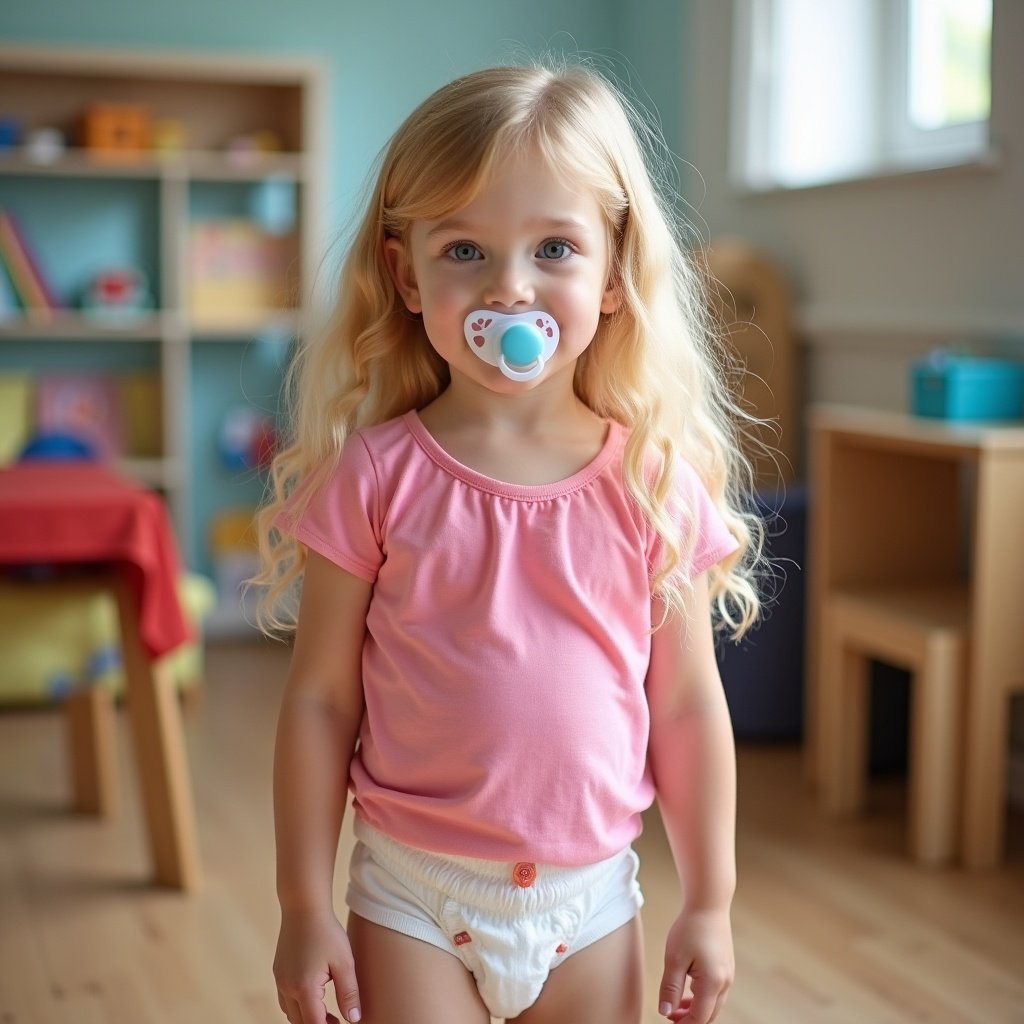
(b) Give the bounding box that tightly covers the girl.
[254,61,761,1024]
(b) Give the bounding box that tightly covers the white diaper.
[346,819,643,1019]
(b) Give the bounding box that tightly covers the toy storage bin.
[911,355,1024,422]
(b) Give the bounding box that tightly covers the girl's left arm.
[647,571,737,1024]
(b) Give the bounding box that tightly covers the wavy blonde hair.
[252,61,763,638]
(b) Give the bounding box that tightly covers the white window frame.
[731,0,994,192]
[886,0,991,167]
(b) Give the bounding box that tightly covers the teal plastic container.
[911,354,1024,422]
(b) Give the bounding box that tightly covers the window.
[732,0,993,190]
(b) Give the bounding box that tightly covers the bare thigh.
[347,912,491,1024]
[509,915,644,1024]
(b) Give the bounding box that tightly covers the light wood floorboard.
[1,639,1021,1023]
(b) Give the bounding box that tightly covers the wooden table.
[806,405,1024,868]
[0,462,202,890]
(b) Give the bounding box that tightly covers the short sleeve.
[275,432,383,583]
[647,457,739,581]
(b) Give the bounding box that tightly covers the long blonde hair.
[253,61,763,638]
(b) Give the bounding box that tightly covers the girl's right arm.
[273,549,372,1024]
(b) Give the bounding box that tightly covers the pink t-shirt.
[280,410,737,865]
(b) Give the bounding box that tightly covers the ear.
[383,237,422,314]
[600,272,621,315]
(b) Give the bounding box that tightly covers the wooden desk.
[806,406,1024,868]
[0,462,202,890]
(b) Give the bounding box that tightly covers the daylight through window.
[732,0,993,190]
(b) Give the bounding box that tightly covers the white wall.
[683,0,1024,415]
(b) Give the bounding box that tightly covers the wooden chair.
[818,586,969,866]
[698,236,799,488]
[0,573,215,817]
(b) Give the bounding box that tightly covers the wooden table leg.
[962,452,1024,868]
[114,578,202,891]
[66,686,119,817]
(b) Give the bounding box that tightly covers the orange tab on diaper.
[454,931,472,946]
[513,862,537,888]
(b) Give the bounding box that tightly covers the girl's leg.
[346,912,491,1024]
[509,916,644,1024]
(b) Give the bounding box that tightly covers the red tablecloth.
[0,462,191,659]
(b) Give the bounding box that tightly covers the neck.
[415,367,609,487]
[427,366,595,435]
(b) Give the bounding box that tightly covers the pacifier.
[463,309,560,382]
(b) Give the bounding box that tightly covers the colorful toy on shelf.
[19,431,98,462]
[36,374,124,460]
[207,506,260,630]
[80,103,153,160]
[80,266,153,320]
[187,219,294,322]
[225,129,283,168]
[25,127,66,165]
[0,116,23,151]
[153,118,187,156]
[217,404,279,471]
[250,176,298,235]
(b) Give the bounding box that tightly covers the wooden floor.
[1,639,1022,1024]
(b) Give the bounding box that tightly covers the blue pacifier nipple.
[463,310,561,382]
[500,323,545,368]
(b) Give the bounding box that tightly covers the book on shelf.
[0,257,17,322]
[0,208,59,323]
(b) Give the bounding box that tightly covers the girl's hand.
[274,907,362,1024]
[657,906,734,1023]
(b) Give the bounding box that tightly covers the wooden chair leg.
[818,614,843,811]
[835,646,870,814]
[908,634,963,866]
[115,579,202,891]
[66,687,119,817]
[961,675,1011,869]
[820,615,870,816]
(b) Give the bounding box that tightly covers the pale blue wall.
[616,0,690,178]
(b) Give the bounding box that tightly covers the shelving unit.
[0,45,326,633]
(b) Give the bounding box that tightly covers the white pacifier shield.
[464,310,560,382]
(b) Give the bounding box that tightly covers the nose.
[482,254,534,310]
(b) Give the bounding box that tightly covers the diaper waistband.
[352,817,630,916]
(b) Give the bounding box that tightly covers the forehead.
[418,145,608,238]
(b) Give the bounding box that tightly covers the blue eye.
[538,239,572,260]
[446,242,482,261]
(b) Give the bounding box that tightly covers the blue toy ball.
[218,406,278,471]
